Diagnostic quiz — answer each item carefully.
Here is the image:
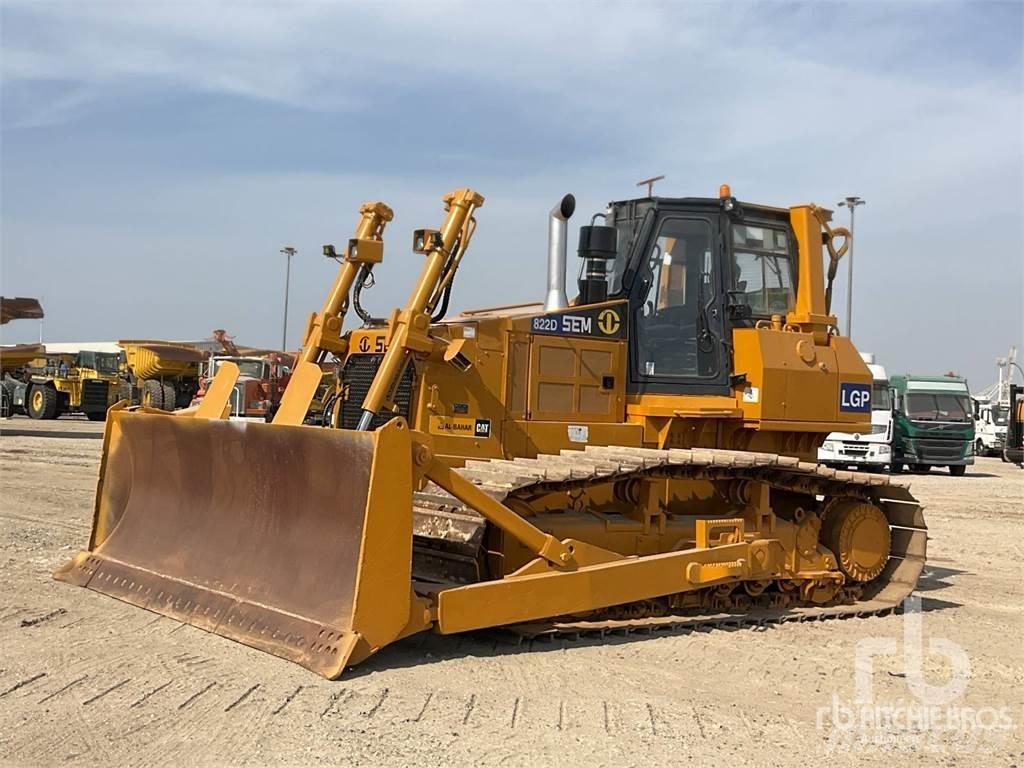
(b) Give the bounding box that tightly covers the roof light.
[719,184,731,198]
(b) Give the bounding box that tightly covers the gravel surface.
[1,415,1020,767]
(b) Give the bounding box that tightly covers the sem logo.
[839,382,871,413]
[530,305,625,339]
[358,337,370,353]
[597,308,621,335]
[562,315,591,334]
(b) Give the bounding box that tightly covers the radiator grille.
[840,443,869,456]
[339,355,415,430]
[913,438,963,461]
[81,379,112,412]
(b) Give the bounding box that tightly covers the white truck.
[972,398,1009,458]
[818,353,892,470]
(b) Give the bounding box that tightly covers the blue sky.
[2,1,1022,388]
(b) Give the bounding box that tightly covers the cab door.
[627,212,729,395]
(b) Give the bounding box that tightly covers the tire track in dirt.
[2,603,237,725]
[271,685,304,715]
[19,607,67,627]
[38,675,89,704]
[130,680,174,709]
[0,510,85,534]
[224,683,260,712]
[0,672,46,698]
[83,678,131,705]
[0,665,857,767]
[177,681,217,710]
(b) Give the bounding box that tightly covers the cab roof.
[608,196,793,217]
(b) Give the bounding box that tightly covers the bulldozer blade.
[54,411,419,678]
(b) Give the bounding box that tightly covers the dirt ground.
[0,415,1021,767]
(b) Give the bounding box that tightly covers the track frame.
[413,445,926,636]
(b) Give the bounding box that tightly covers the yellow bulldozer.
[56,186,926,678]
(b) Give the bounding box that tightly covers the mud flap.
[55,411,418,678]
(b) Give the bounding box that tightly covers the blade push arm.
[355,188,484,431]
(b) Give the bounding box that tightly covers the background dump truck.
[890,374,975,475]
[119,340,204,411]
[1,344,46,417]
[11,349,121,420]
[818,352,891,470]
[0,296,46,417]
[972,397,1009,458]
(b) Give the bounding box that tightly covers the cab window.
[94,353,121,375]
[872,380,891,411]
[731,225,795,316]
[634,217,717,378]
[906,393,972,422]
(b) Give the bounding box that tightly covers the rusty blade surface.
[55,413,377,677]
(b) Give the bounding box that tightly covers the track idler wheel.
[821,499,891,583]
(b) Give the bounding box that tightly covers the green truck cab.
[889,374,975,475]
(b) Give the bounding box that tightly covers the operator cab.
[77,350,122,376]
[574,191,798,395]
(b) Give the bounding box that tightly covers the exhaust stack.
[544,194,576,311]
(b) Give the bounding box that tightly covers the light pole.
[280,246,297,350]
[1012,362,1024,384]
[837,196,865,337]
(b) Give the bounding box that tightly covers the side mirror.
[890,389,899,414]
